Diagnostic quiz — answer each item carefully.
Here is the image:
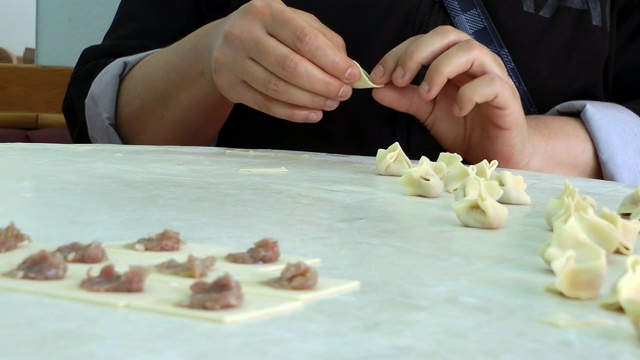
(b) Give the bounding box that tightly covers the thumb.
[372,85,433,123]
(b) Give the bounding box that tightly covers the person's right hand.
[208,0,359,123]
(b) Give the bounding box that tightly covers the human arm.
[64,0,360,145]
[369,26,602,179]
[115,0,360,145]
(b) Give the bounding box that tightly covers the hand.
[369,25,531,169]
[209,0,359,123]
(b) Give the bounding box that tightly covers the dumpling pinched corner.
[618,186,640,221]
[490,170,531,205]
[544,180,597,230]
[375,142,412,176]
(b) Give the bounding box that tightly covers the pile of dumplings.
[539,181,640,338]
[375,142,530,229]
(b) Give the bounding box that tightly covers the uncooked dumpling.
[444,162,475,194]
[598,207,640,255]
[600,255,640,311]
[375,142,412,176]
[618,186,640,221]
[472,159,498,180]
[399,156,446,198]
[436,152,463,171]
[352,61,383,89]
[540,218,591,267]
[452,178,508,229]
[490,171,531,205]
[544,246,607,300]
[544,180,597,230]
[554,207,620,254]
[454,175,503,202]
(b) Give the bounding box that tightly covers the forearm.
[526,115,602,179]
[116,21,233,145]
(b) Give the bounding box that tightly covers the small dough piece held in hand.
[452,178,508,229]
[351,61,383,89]
[375,142,412,176]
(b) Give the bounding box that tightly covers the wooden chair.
[0,64,73,143]
[0,47,17,64]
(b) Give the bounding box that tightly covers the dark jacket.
[63,0,640,160]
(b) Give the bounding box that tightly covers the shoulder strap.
[441,0,538,114]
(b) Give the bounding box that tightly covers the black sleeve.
[610,0,640,116]
[62,0,230,143]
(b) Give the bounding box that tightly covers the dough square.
[240,271,361,301]
[129,279,304,323]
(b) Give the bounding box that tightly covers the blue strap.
[441,0,538,115]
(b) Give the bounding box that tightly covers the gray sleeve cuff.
[546,101,640,185]
[85,50,159,144]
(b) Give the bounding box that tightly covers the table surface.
[0,143,638,360]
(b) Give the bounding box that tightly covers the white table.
[0,143,638,360]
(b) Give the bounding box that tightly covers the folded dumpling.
[375,142,412,176]
[544,245,607,300]
[436,152,463,171]
[618,186,640,221]
[452,178,508,229]
[472,159,499,180]
[454,175,503,202]
[557,208,620,254]
[544,180,597,230]
[600,256,640,311]
[540,218,590,267]
[598,207,640,255]
[444,162,475,194]
[399,156,446,198]
[352,61,384,89]
[490,170,531,205]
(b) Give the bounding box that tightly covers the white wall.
[36,0,120,66]
[0,0,36,56]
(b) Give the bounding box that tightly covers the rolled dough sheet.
[129,281,304,324]
[225,149,313,159]
[539,314,615,328]
[103,241,321,273]
[242,275,361,301]
[239,167,288,173]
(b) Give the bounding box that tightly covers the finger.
[371,85,433,122]
[372,26,472,87]
[291,8,347,55]
[420,39,508,101]
[241,56,343,111]
[231,77,325,123]
[454,74,521,120]
[369,35,420,84]
[263,3,359,83]
[248,34,352,101]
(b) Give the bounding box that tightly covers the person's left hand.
[369,25,531,169]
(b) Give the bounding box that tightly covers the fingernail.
[324,99,339,110]
[308,112,321,122]
[419,83,430,95]
[372,65,384,79]
[392,66,404,81]
[344,67,356,82]
[337,85,349,100]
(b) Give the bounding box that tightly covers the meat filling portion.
[266,261,318,290]
[186,273,243,310]
[225,238,280,264]
[155,254,216,278]
[5,250,67,280]
[0,222,31,253]
[54,241,108,263]
[133,229,183,251]
[80,264,148,292]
